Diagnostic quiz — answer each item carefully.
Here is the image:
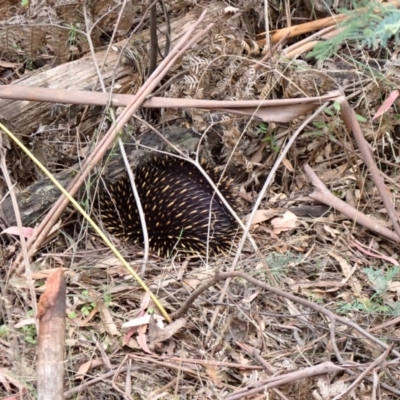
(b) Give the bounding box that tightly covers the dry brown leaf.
[373,90,399,120]
[250,140,268,163]
[246,209,277,225]
[282,157,294,172]
[315,164,348,183]
[329,252,362,297]
[94,256,124,268]
[99,303,120,336]
[182,266,214,288]
[71,306,99,327]
[182,278,203,290]
[163,339,176,356]
[124,338,142,350]
[0,60,18,68]
[337,291,356,302]
[299,288,324,300]
[1,226,34,238]
[240,290,260,305]
[322,224,341,238]
[0,369,12,393]
[271,211,297,234]
[140,292,151,312]
[137,331,152,354]
[122,315,151,329]
[246,210,274,225]
[329,252,352,279]
[122,292,152,343]
[307,138,320,151]
[14,318,36,329]
[324,142,332,159]
[109,284,137,294]
[205,363,223,387]
[75,359,104,379]
[148,317,186,349]
[268,193,287,203]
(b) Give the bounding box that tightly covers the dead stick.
[37,269,66,400]
[338,95,400,239]
[304,163,400,243]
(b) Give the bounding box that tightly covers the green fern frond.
[308,0,400,60]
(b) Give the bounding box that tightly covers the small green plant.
[66,23,78,46]
[64,23,87,51]
[303,101,346,139]
[308,1,400,60]
[363,266,400,295]
[81,303,95,316]
[103,291,112,307]
[27,309,35,318]
[257,122,269,135]
[338,298,391,314]
[332,189,344,198]
[338,266,400,316]
[0,324,7,337]
[257,122,280,153]
[80,290,96,316]
[265,251,303,282]
[19,325,37,345]
[304,121,333,139]
[12,42,22,52]
[24,58,34,71]
[355,114,367,122]
[68,311,77,319]
[323,101,341,117]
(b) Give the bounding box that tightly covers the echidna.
[99,154,240,257]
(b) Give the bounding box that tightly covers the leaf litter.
[1,0,400,399]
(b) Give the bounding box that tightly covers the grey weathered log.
[0,2,224,137]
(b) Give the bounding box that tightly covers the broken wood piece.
[37,268,66,400]
[304,163,400,243]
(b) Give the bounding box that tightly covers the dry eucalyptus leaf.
[282,157,294,172]
[271,211,297,234]
[148,317,187,349]
[247,209,277,225]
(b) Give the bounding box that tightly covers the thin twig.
[148,0,158,75]
[119,139,149,276]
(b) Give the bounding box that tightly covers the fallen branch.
[37,269,66,400]
[304,163,400,243]
[0,85,341,124]
[339,96,400,240]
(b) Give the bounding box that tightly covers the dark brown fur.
[99,154,240,257]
